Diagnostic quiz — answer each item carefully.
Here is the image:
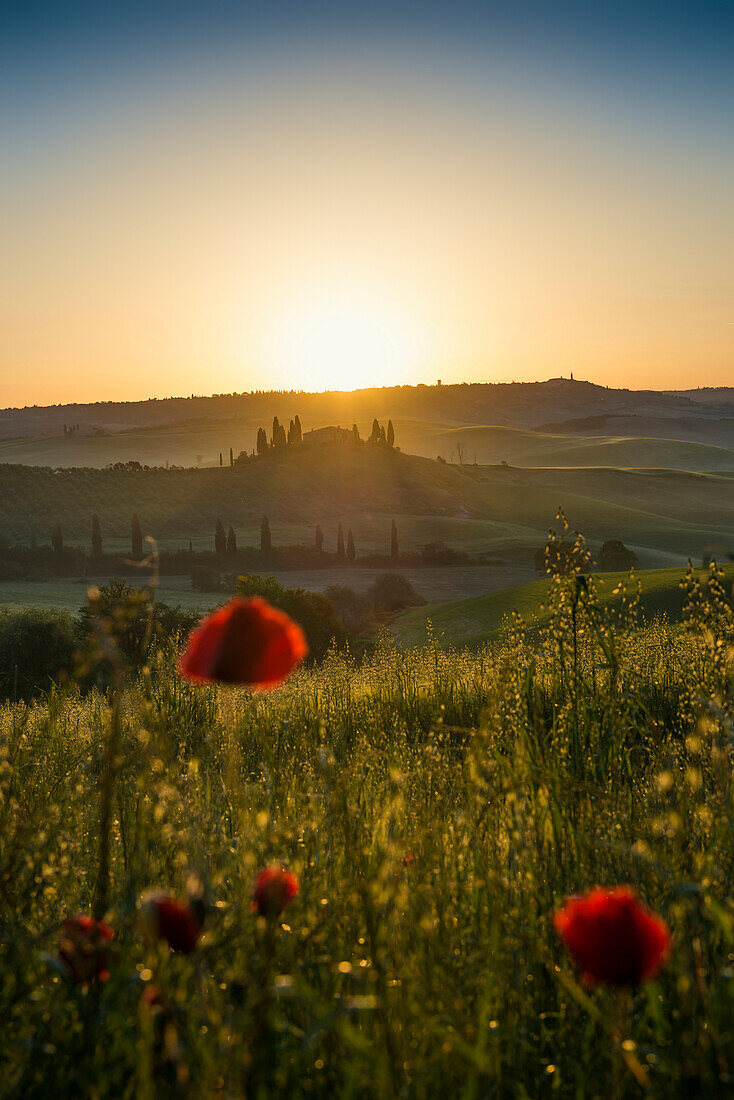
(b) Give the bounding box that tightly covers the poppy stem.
[93,693,121,921]
[610,988,649,1093]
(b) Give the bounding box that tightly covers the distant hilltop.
[2,377,734,442]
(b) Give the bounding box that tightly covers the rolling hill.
[3,378,734,471]
[393,565,734,649]
[1,442,733,566]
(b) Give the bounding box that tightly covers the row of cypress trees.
[52,513,399,562]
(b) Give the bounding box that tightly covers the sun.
[261,288,428,392]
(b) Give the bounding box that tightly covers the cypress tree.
[337,523,346,559]
[215,518,227,555]
[370,418,381,442]
[51,525,63,555]
[91,514,102,559]
[260,515,272,554]
[347,528,356,562]
[387,419,395,447]
[131,514,143,559]
[294,415,302,444]
[229,447,234,467]
[227,525,237,555]
[288,419,295,444]
[271,417,280,447]
[391,519,398,562]
[257,427,268,455]
[379,424,387,444]
[219,452,223,466]
[352,423,361,443]
[315,524,324,551]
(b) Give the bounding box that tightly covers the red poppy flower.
[252,867,299,920]
[58,914,114,985]
[143,894,202,954]
[554,886,671,986]
[178,598,308,688]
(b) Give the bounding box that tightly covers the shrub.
[598,538,639,572]
[0,607,77,700]
[324,584,374,634]
[368,572,426,611]
[191,565,225,592]
[234,574,347,659]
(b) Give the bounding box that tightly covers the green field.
[0,564,538,615]
[3,569,734,1095]
[2,444,733,569]
[395,564,734,648]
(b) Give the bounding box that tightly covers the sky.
[1,1,732,406]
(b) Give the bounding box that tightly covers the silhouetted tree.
[369,418,381,442]
[271,417,280,447]
[379,424,386,444]
[256,427,268,455]
[188,540,193,554]
[227,525,237,555]
[91,514,102,559]
[352,423,361,443]
[347,528,356,562]
[315,524,324,551]
[229,447,234,467]
[337,523,346,559]
[293,415,302,444]
[131,514,143,559]
[261,515,272,554]
[288,419,295,444]
[215,519,227,556]
[219,452,223,466]
[391,519,398,562]
[51,525,63,556]
[387,419,395,447]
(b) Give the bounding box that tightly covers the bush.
[598,538,639,571]
[368,572,426,611]
[234,574,347,660]
[191,564,225,592]
[324,585,374,634]
[0,608,77,700]
[77,580,201,684]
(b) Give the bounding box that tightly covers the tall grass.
[1,566,734,1096]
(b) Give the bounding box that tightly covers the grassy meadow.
[2,564,734,1096]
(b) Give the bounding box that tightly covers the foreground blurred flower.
[58,914,114,985]
[178,597,308,688]
[252,867,299,920]
[143,894,202,954]
[554,886,671,986]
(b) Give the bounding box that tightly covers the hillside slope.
[1,445,734,564]
[394,565,734,648]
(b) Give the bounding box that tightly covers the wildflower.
[178,597,307,688]
[58,914,114,985]
[252,867,299,920]
[554,886,671,986]
[143,894,202,954]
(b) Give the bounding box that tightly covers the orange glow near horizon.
[1,54,732,407]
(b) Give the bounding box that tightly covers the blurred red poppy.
[143,894,201,954]
[58,914,114,985]
[178,597,307,688]
[554,886,671,986]
[252,867,300,920]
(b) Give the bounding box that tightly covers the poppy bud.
[143,894,202,954]
[252,867,299,920]
[58,914,114,985]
